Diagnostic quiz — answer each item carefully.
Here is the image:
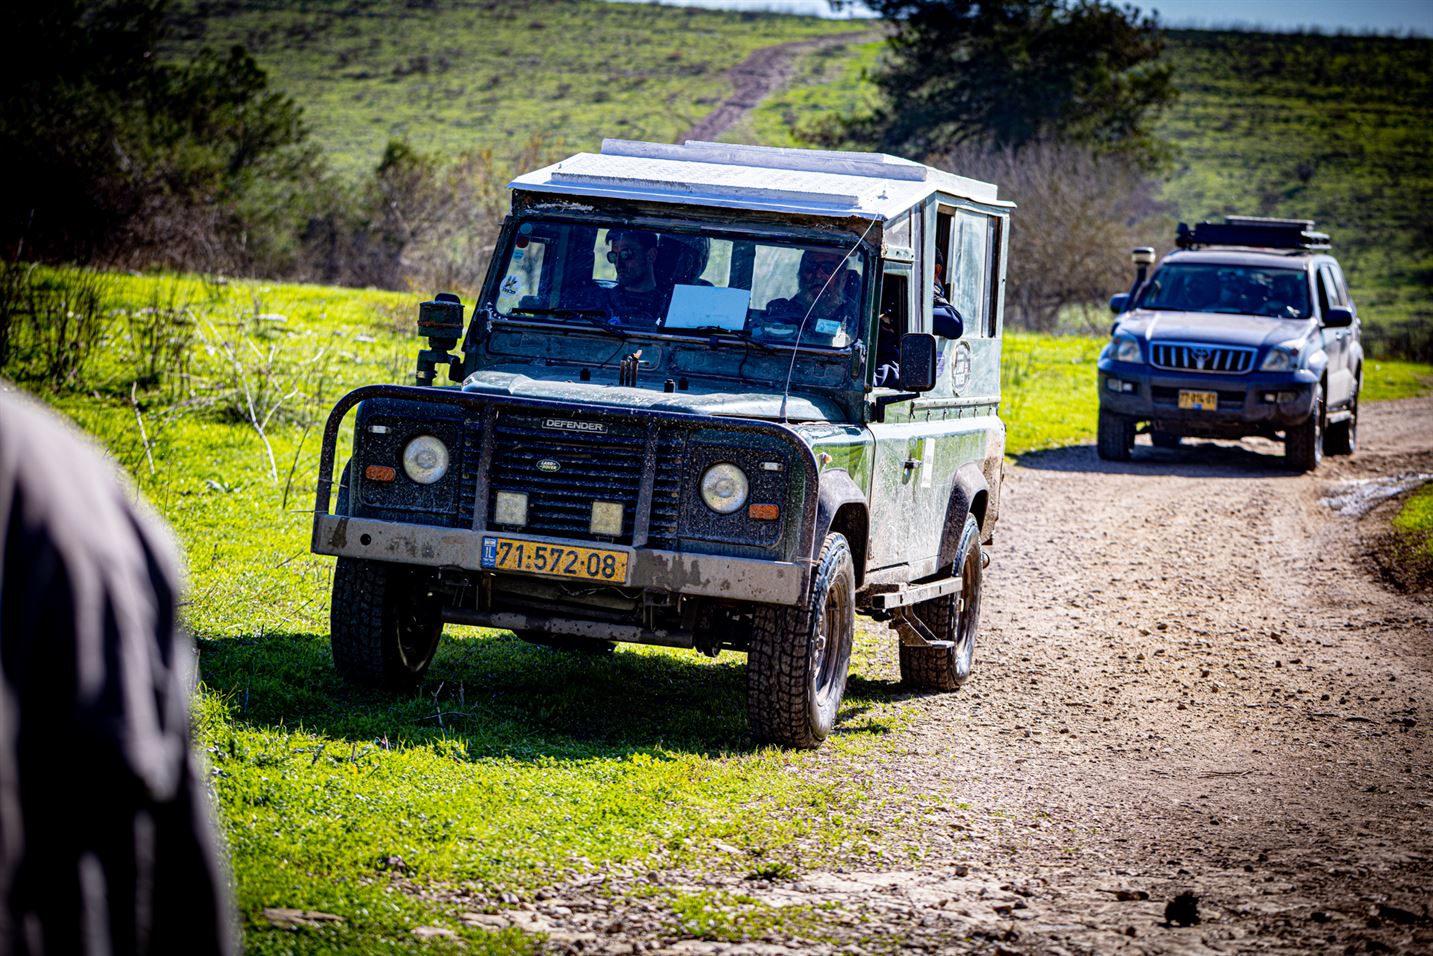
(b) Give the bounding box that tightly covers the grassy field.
[12,267,1432,951]
[169,0,869,177]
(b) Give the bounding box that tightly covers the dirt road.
[683,32,878,144]
[513,396,1433,953]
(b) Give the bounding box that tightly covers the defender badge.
[543,418,607,434]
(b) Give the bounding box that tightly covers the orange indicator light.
[748,503,780,521]
[364,465,397,482]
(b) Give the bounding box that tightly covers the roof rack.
[1175,216,1330,251]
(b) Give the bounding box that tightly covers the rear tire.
[747,533,855,749]
[1097,410,1135,461]
[331,557,443,690]
[900,514,982,691]
[1285,384,1325,472]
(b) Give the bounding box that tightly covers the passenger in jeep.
[765,249,858,331]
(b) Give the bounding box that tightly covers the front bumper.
[1097,361,1317,429]
[312,514,810,605]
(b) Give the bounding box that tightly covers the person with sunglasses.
[598,230,668,326]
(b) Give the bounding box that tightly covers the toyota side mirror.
[899,333,938,392]
[1109,292,1130,315]
[1323,305,1354,328]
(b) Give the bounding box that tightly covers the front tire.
[900,513,982,691]
[1325,376,1359,456]
[331,557,444,690]
[1097,410,1135,461]
[747,533,855,749]
[1285,384,1325,472]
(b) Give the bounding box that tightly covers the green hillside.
[1157,29,1433,349]
[171,0,868,175]
[169,3,1430,354]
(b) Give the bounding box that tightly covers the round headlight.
[700,462,749,515]
[402,435,449,485]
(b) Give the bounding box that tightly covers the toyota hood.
[1116,309,1315,350]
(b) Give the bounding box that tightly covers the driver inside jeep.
[594,229,668,326]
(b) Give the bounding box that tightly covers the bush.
[930,140,1170,331]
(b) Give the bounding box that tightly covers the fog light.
[1121,381,1135,393]
[494,491,528,526]
[748,503,780,521]
[364,464,396,482]
[590,501,624,536]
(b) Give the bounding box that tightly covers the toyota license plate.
[480,537,629,583]
[1178,389,1219,410]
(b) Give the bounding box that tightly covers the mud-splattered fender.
[816,470,870,584]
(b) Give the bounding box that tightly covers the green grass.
[1388,482,1433,589]
[169,0,869,177]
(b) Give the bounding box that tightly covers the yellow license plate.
[1178,389,1219,410]
[480,537,629,583]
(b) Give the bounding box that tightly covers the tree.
[851,0,1176,168]
[931,140,1169,330]
[0,0,319,271]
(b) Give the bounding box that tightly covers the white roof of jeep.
[509,139,1011,220]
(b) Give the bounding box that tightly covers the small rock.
[1165,891,1200,926]
[412,926,458,941]
[1114,889,1149,901]
[262,908,344,930]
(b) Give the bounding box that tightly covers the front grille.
[1150,341,1255,374]
[487,414,683,545]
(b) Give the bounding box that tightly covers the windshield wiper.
[509,306,626,338]
[679,325,777,353]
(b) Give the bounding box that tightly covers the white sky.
[604,0,1433,35]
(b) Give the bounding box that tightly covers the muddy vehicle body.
[311,140,1012,747]
[1099,217,1362,471]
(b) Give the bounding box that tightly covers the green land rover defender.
[311,140,1012,748]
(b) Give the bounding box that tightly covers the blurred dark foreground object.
[0,386,234,955]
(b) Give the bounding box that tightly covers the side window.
[984,216,1001,337]
[875,268,910,382]
[951,210,991,337]
[1329,262,1351,307]
[1317,266,1338,316]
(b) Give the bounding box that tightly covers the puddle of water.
[1319,473,1433,517]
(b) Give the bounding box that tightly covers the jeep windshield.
[1135,263,1312,319]
[489,218,867,349]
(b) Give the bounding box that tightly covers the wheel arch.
[937,464,989,575]
[816,471,869,588]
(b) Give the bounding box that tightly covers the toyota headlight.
[402,435,449,485]
[1260,344,1300,372]
[700,462,749,515]
[1112,334,1142,363]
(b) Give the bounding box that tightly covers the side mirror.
[1323,305,1354,328]
[899,333,938,392]
[1109,292,1130,315]
[416,292,465,386]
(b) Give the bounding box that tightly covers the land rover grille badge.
[537,459,561,473]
